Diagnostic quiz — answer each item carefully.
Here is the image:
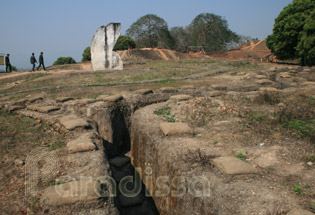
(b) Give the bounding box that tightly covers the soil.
[0,57,314,214]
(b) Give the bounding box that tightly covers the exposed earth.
[0,55,314,215]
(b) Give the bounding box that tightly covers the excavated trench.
[104,107,158,215]
[91,96,169,215]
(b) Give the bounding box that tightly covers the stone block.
[212,84,227,90]
[40,179,101,206]
[255,79,273,85]
[181,85,195,90]
[97,94,123,102]
[62,118,89,130]
[36,106,60,113]
[170,94,193,101]
[213,156,258,175]
[56,97,73,103]
[160,123,193,136]
[91,23,123,71]
[67,137,96,154]
[160,87,177,93]
[208,91,224,97]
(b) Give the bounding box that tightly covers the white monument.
[90,23,123,71]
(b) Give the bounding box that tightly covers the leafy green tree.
[53,57,76,65]
[190,13,239,52]
[266,0,315,65]
[126,14,174,49]
[296,9,315,66]
[170,26,192,52]
[82,46,91,62]
[113,36,136,51]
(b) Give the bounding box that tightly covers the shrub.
[53,57,76,65]
[113,36,136,51]
[81,46,91,62]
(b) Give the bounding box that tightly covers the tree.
[113,36,136,51]
[190,13,239,52]
[126,14,174,49]
[266,0,315,65]
[53,57,76,65]
[82,47,91,62]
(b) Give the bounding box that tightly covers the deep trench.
[102,106,159,215]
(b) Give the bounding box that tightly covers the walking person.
[30,53,37,71]
[37,52,45,71]
[5,54,12,73]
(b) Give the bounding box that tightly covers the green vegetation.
[266,0,315,65]
[154,104,176,122]
[23,73,48,82]
[53,57,76,65]
[49,140,64,151]
[155,104,171,116]
[127,14,175,49]
[234,152,247,162]
[282,119,315,138]
[113,36,136,51]
[294,184,302,195]
[81,46,91,62]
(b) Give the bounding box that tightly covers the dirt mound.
[117,48,190,60]
[209,40,272,60]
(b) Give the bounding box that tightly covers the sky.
[0,0,292,69]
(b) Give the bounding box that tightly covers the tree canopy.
[266,0,315,65]
[113,36,136,51]
[53,57,76,65]
[189,13,239,52]
[81,46,91,62]
[126,14,174,49]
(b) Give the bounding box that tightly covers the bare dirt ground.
[0,58,314,214]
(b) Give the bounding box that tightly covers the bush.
[81,47,91,62]
[113,36,136,51]
[53,57,76,65]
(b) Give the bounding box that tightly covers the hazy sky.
[0,0,292,69]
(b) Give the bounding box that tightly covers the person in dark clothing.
[30,53,37,71]
[5,54,12,73]
[37,52,45,70]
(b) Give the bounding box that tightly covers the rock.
[9,105,24,112]
[287,209,313,215]
[13,98,28,106]
[67,136,96,154]
[211,84,227,90]
[303,68,312,72]
[28,96,43,103]
[40,179,101,206]
[258,87,278,93]
[277,103,286,109]
[160,123,193,136]
[208,91,224,97]
[255,75,267,79]
[56,97,73,103]
[77,99,97,105]
[26,104,39,111]
[160,87,177,93]
[59,115,89,130]
[36,106,60,113]
[109,156,131,168]
[255,79,273,85]
[97,94,123,102]
[181,85,195,90]
[62,118,89,130]
[91,23,123,71]
[133,89,153,95]
[279,72,292,78]
[307,162,313,166]
[212,156,258,175]
[170,94,193,101]
[302,81,315,86]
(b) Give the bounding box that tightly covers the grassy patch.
[154,104,176,122]
[23,73,48,82]
[293,184,302,195]
[49,140,64,151]
[234,151,247,162]
[282,119,315,138]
